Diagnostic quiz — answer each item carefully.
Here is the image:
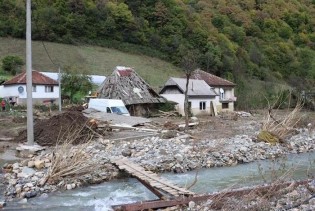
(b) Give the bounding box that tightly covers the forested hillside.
[1,0,315,108]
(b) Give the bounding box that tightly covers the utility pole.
[58,66,62,112]
[26,0,34,145]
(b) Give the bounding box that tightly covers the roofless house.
[98,66,166,116]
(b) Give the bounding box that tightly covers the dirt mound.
[15,111,96,146]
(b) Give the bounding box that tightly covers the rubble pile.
[3,144,118,201]
[95,128,315,173]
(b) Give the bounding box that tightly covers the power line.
[33,0,59,68]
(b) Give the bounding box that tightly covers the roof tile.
[189,69,236,86]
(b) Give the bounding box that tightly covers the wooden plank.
[112,158,195,197]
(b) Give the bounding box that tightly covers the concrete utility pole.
[26,0,34,145]
[58,66,62,112]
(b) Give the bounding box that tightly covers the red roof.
[117,69,133,77]
[189,69,236,87]
[3,70,58,86]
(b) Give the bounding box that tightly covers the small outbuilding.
[98,66,166,116]
[159,77,218,116]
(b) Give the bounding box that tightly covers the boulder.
[34,160,45,169]
[24,191,37,198]
[71,183,76,189]
[174,154,184,162]
[66,184,72,190]
[21,167,36,177]
[121,149,132,157]
[12,163,20,170]
[9,179,17,185]
[15,185,22,194]
[161,130,177,139]
[27,161,35,168]
[189,201,196,209]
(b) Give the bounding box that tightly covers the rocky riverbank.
[2,123,314,206]
[190,180,315,211]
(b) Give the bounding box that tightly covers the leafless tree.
[181,51,199,131]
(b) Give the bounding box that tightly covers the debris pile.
[3,142,118,201]
[15,111,103,146]
[158,110,179,118]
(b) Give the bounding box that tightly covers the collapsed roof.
[98,66,166,105]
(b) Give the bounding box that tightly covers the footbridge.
[111,157,194,199]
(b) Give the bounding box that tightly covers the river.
[2,152,315,211]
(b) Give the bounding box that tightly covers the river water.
[2,152,315,211]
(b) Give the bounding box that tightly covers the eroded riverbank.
[1,110,315,210]
[2,152,315,210]
[1,125,315,205]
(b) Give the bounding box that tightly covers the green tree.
[61,68,93,103]
[1,55,24,75]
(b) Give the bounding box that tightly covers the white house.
[40,72,106,86]
[0,70,59,105]
[189,69,236,112]
[159,77,218,116]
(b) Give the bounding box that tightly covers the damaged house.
[189,69,237,112]
[98,66,166,116]
[160,77,218,116]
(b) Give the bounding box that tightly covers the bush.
[158,101,175,112]
[34,103,58,112]
[2,55,24,75]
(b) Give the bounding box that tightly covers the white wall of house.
[0,86,4,97]
[213,87,235,112]
[161,94,185,115]
[161,94,216,116]
[0,84,59,104]
[190,97,215,116]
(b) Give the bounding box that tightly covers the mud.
[14,111,97,146]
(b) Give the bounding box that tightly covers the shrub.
[2,55,24,75]
[158,101,175,112]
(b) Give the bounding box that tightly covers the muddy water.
[2,152,315,211]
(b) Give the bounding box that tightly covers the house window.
[222,103,229,109]
[220,88,225,100]
[45,86,54,93]
[32,85,36,92]
[199,101,206,110]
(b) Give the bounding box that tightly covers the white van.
[88,99,130,116]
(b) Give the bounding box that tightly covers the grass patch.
[0,37,183,88]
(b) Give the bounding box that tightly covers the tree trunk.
[184,73,190,131]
